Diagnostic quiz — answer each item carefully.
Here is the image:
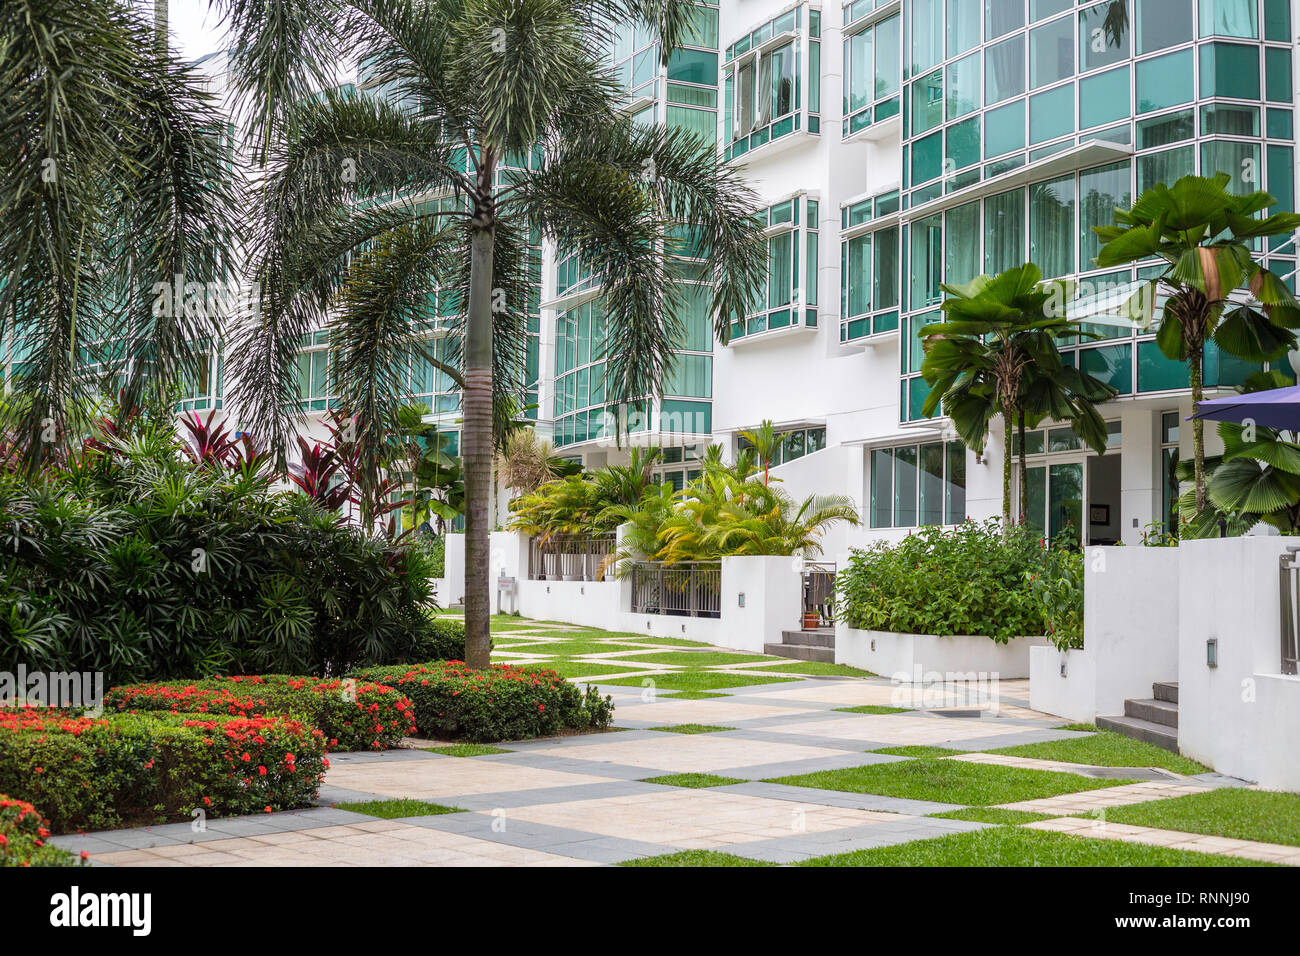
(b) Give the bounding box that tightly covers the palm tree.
[738,419,780,485]
[1,0,238,461]
[920,264,1116,526]
[1094,173,1300,514]
[214,0,768,667]
[590,444,663,507]
[496,427,567,496]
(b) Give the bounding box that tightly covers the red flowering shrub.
[350,661,613,742]
[0,707,327,833]
[0,794,84,867]
[105,675,416,751]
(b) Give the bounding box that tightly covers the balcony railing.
[527,533,616,582]
[629,562,722,619]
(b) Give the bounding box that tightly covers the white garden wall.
[836,627,1046,680]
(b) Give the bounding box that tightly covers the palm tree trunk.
[1001,405,1013,530]
[1017,407,1028,524]
[1189,346,1206,514]
[462,223,495,669]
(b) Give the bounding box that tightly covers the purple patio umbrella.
[1193,385,1300,430]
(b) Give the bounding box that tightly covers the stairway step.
[1125,697,1179,728]
[1153,681,1179,704]
[1096,714,1179,753]
[764,642,835,663]
[781,628,835,648]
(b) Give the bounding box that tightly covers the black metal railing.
[629,562,722,618]
[802,560,836,626]
[1280,547,1299,675]
[527,533,616,582]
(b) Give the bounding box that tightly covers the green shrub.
[404,617,467,663]
[837,520,1083,646]
[0,707,327,833]
[350,661,614,742]
[0,440,445,683]
[0,794,85,867]
[104,675,417,751]
[426,536,446,578]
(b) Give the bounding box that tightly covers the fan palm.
[1094,173,1300,514]
[920,264,1117,527]
[215,0,767,666]
[1,0,239,463]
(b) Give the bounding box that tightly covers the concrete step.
[1125,697,1178,728]
[780,628,835,648]
[764,642,835,663]
[1153,681,1179,704]
[1096,714,1179,753]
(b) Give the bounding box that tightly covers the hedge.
[0,707,328,833]
[105,676,417,751]
[350,661,614,743]
[0,795,85,867]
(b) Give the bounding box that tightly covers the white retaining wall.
[836,627,1046,680]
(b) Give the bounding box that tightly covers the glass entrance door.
[1023,460,1084,544]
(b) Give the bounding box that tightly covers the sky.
[161,0,228,61]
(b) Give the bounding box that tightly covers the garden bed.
[836,627,1047,680]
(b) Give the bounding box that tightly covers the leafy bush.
[0,707,327,833]
[104,675,416,751]
[837,520,1083,646]
[406,617,467,663]
[0,433,444,683]
[426,536,447,577]
[350,661,614,742]
[0,794,85,867]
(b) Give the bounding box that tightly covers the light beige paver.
[608,699,817,723]
[516,732,853,773]
[754,712,1040,746]
[1026,816,1300,865]
[995,781,1208,814]
[325,757,620,800]
[949,750,1189,778]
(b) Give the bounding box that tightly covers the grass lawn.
[665,691,731,700]
[743,661,877,678]
[797,826,1268,867]
[986,729,1209,775]
[512,661,645,679]
[648,724,737,734]
[621,850,774,867]
[495,640,653,657]
[641,773,745,788]
[835,705,911,715]
[424,744,510,757]
[599,671,800,691]
[766,759,1134,806]
[870,745,968,757]
[628,636,712,647]
[611,650,778,667]
[927,807,1056,825]
[1100,787,1300,847]
[334,799,464,818]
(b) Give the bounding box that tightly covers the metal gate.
[1280,547,1300,675]
[802,561,836,627]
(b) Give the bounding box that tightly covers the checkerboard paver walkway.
[47,651,1283,867]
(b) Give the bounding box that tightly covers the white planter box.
[835,625,1048,681]
[1029,646,1096,723]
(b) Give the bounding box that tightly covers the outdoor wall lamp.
[1207,638,1218,668]
[738,593,746,607]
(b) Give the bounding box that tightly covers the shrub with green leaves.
[0,707,328,833]
[0,794,85,867]
[350,661,614,742]
[104,675,417,751]
[836,520,1083,646]
[0,435,446,683]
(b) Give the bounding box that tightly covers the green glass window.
[912,69,944,135]
[1202,140,1260,195]
[1030,176,1075,278]
[1030,16,1075,88]
[1137,49,1194,112]
[894,444,918,525]
[946,51,981,119]
[911,0,943,73]
[1265,0,1292,41]
[846,234,871,317]
[985,188,1025,274]
[847,28,872,113]
[945,201,980,286]
[875,226,900,309]
[947,0,980,57]
[1268,108,1294,139]
[1033,0,1072,21]
[667,106,716,145]
[1138,145,1194,191]
[666,354,712,398]
[946,115,980,170]
[871,448,893,527]
[1137,108,1194,148]
[912,130,943,183]
[1266,48,1292,102]
[985,98,1026,157]
[1029,83,1074,144]
[1137,0,1194,52]
[1267,145,1294,246]
[1200,0,1258,38]
[1080,162,1131,270]
[1200,42,1261,99]
[1080,343,1134,394]
[668,48,717,85]
[768,230,794,308]
[1080,66,1130,129]
[986,34,1026,104]
[1079,1,1130,72]
[1202,103,1259,136]
[1138,340,1189,391]
[910,214,943,308]
[986,0,1025,39]
[877,15,902,98]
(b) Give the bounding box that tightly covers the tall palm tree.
[214,0,767,667]
[1094,173,1300,514]
[920,264,1116,527]
[1,0,238,462]
[738,418,780,485]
